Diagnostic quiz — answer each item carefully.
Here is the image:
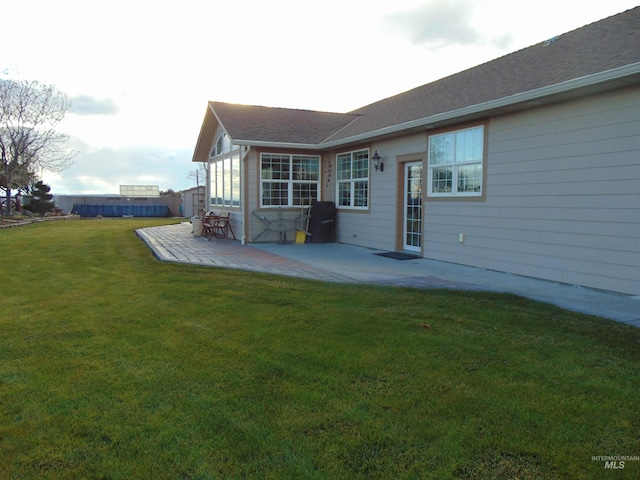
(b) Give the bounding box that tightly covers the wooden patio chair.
[201,212,217,238]
[207,212,236,241]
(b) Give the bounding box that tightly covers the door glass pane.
[404,163,422,251]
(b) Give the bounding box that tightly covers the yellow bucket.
[295,230,307,244]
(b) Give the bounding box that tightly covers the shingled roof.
[207,102,359,145]
[198,6,640,154]
[330,6,640,143]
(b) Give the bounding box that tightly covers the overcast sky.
[2,0,638,195]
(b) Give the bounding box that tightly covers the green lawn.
[1,218,639,479]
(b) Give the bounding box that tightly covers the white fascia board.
[319,62,640,149]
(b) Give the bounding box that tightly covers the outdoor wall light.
[372,150,384,172]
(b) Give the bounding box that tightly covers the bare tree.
[0,77,74,214]
[187,163,208,190]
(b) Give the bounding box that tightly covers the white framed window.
[260,153,320,207]
[336,149,369,209]
[427,126,484,197]
[210,152,240,207]
[210,132,231,159]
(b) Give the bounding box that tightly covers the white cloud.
[69,95,120,116]
[385,0,488,47]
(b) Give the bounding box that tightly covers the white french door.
[403,162,423,252]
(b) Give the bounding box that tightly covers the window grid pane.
[457,164,482,193]
[293,183,317,206]
[429,134,454,165]
[336,149,369,208]
[337,154,352,180]
[262,182,288,206]
[338,182,351,207]
[352,150,369,179]
[456,129,483,163]
[262,154,290,180]
[293,155,319,181]
[428,126,483,196]
[353,180,368,207]
[260,154,320,207]
[431,167,452,193]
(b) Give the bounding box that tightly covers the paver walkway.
[138,223,356,283]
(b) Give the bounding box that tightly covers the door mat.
[374,252,421,260]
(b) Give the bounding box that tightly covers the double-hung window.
[261,154,320,206]
[336,149,369,209]
[428,126,484,197]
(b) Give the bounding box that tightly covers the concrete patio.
[136,222,640,327]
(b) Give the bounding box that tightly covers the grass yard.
[1,218,639,479]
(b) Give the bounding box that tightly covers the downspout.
[204,162,210,213]
[240,145,251,245]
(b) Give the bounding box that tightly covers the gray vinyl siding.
[335,134,426,252]
[424,86,640,295]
